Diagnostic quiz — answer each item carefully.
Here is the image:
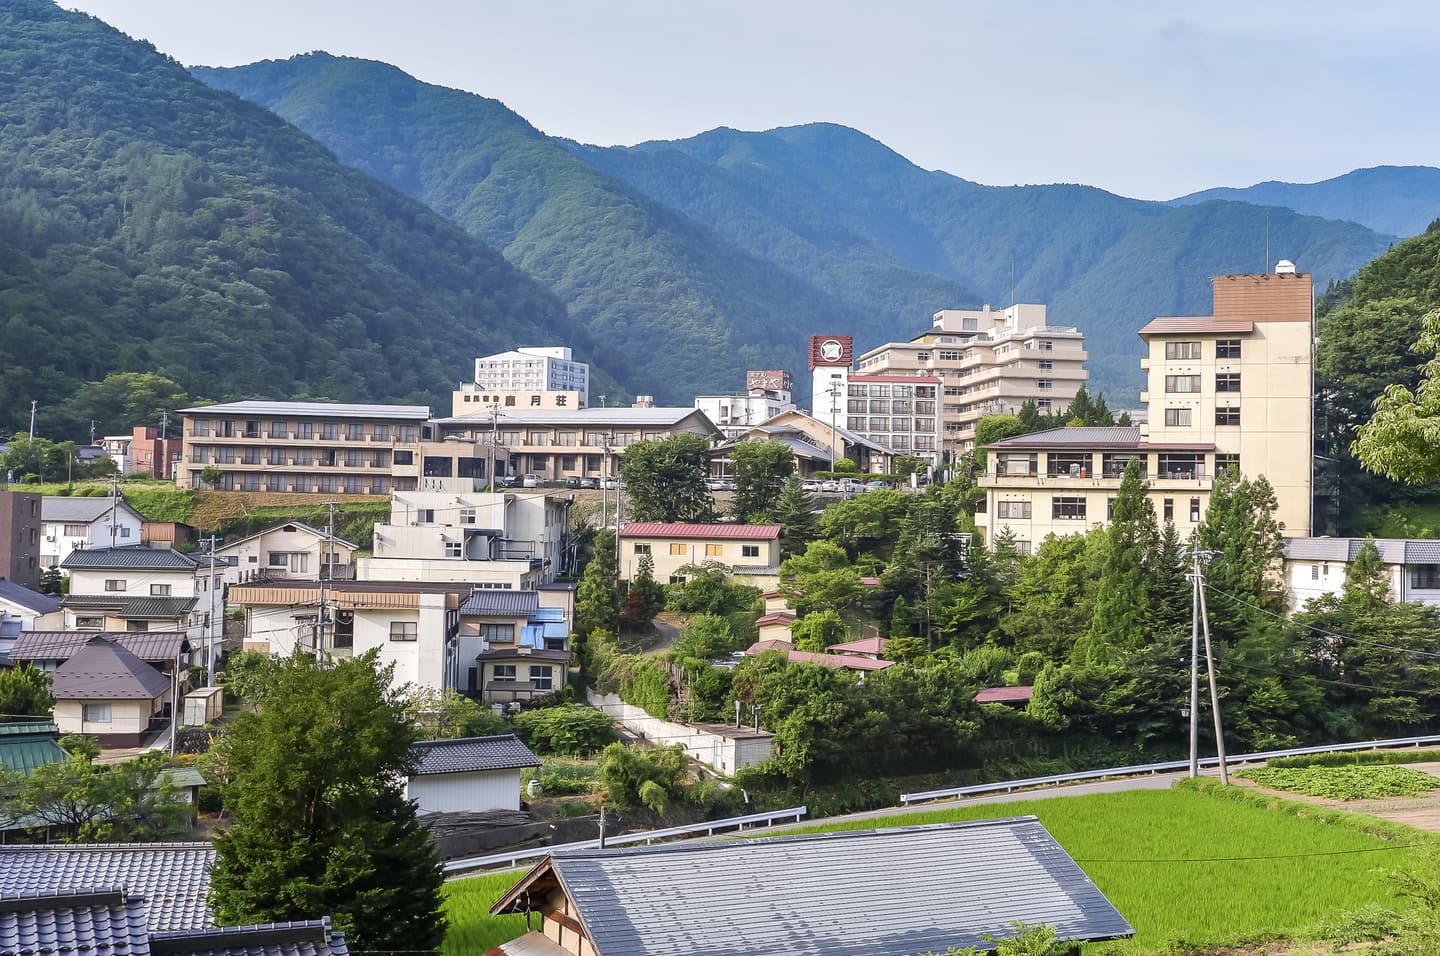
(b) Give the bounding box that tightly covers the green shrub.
[512,704,616,755]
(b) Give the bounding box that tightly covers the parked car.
[579,476,599,490]
[864,480,889,491]
[820,479,841,493]
[522,474,542,488]
[601,477,620,490]
[564,476,582,488]
[704,478,735,491]
[498,474,520,488]
[802,479,824,492]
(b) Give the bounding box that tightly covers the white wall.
[42,511,145,569]
[586,690,772,776]
[54,696,159,737]
[357,556,538,589]
[406,769,523,814]
[351,595,452,691]
[220,526,355,587]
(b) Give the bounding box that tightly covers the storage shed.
[405,733,541,814]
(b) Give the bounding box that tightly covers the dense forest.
[0,0,607,438]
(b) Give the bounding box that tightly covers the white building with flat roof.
[473,347,588,395]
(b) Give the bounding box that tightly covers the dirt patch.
[1234,761,1440,832]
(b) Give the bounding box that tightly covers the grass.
[1239,765,1440,801]
[1267,748,1440,769]
[442,871,528,955]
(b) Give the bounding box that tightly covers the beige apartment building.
[976,265,1313,549]
[856,304,1088,456]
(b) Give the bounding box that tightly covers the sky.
[64,0,1440,200]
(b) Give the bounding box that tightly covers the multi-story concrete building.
[856,304,1089,455]
[977,265,1313,549]
[807,336,942,467]
[454,346,589,415]
[174,401,431,494]
[0,489,42,590]
[695,370,798,439]
[40,496,146,571]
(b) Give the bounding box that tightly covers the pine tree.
[889,594,912,638]
[1079,459,1160,661]
[772,475,819,557]
[576,529,622,663]
[1343,537,1389,606]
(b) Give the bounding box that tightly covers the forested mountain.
[575,124,1394,394]
[1173,166,1440,239]
[195,55,976,401]
[0,0,602,438]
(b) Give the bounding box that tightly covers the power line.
[1204,583,1440,661]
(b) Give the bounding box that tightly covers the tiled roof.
[828,636,887,656]
[1280,537,1439,565]
[0,721,68,775]
[41,497,143,524]
[495,817,1133,955]
[975,685,1035,704]
[1137,316,1255,335]
[431,407,717,430]
[754,612,796,626]
[744,641,894,672]
[985,427,1141,450]
[52,638,173,701]
[0,887,150,956]
[61,547,198,572]
[60,596,198,619]
[0,580,60,615]
[459,591,540,617]
[178,401,430,421]
[13,632,188,665]
[474,648,571,663]
[0,844,216,931]
[409,734,540,776]
[618,523,781,540]
[151,919,349,956]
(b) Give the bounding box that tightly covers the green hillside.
[0,0,597,438]
[194,54,975,402]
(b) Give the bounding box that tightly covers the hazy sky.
[65,0,1440,199]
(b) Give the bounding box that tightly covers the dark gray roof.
[61,547,198,572]
[0,580,60,615]
[61,596,198,619]
[460,591,540,617]
[0,844,215,931]
[1282,537,1440,565]
[178,401,429,421]
[52,638,173,701]
[986,426,1142,449]
[0,887,150,956]
[151,919,349,956]
[41,497,143,525]
[409,734,540,776]
[513,817,1132,955]
[475,648,571,664]
[13,632,189,664]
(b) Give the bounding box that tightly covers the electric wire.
[1203,583,1440,661]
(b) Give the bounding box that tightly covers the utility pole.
[169,648,180,756]
[827,383,842,471]
[107,474,122,547]
[1198,561,1229,784]
[89,420,97,447]
[318,500,339,661]
[487,399,501,491]
[205,534,218,685]
[1188,546,1201,778]
[29,401,36,442]
[159,410,170,441]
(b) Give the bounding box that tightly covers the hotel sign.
[808,335,853,370]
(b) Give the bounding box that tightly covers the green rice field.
[441,779,1433,954]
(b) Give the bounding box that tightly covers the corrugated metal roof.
[178,401,430,420]
[61,596,199,620]
[0,844,216,931]
[0,721,67,775]
[41,497,143,524]
[409,734,540,776]
[510,817,1132,955]
[619,523,781,540]
[828,636,887,655]
[151,918,350,956]
[744,641,894,671]
[61,547,199,571]
[1137,317,1255,335]
[459,591,540,617]
[13,632,188,664]
[0,887,151,956]
[52,638,173,701]
[0,581,60,615]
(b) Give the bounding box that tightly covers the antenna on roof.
[1264,212,1270,274]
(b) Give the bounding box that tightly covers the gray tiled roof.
[151,919,349,956]
[1282,537,1437,565]
[459,591,540,617]
[61,547,199,572]
[178,401,429,421]
[986,426,1142,449]
[13,632,189,664]
[409,734,540,776]
[1405,540,1440,563]
[0,844,215,931]
[52,638,173,701]
[41,497,143,524]
[529,817,1132,955]
[61,596,198,619]
[0,580,60,615]
[0,887,150,956]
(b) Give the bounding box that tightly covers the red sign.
[808,335,853,370]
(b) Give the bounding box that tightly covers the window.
[1036,379,1054,390]
[322,423,340,440]
[82,704,112,723]
[479,623,515,644]
[492,664,517,681]
[997,500,1031,519]
[529,665,554,691]
[1310,565,1320,581]
[736,544,759,559]
[445,541,463,558]
[1216,373,1241,393]
[1164,498,1174,521]
[1165,375,1201,394]
[75,616,103,630]
[389,622,418,642]
[1412,565,1440,589]
[126,620,149,632]
[398,425,419,442]
[1037,360,1053,371]
[393,450,413,465]
[1052,496,1087,520]
[373,424,390,441]
[269,422,288,439]
[1216,339,1242,359]
[1164,408,1192,427]
[1165,341,1202,360]
[1102,453,1146,478]
[1047,453,1092,478]
[104,579,126,592]
[459,508,476,525]
[63,523,87,536]
[296,422,314,439]
[269,552,288,567]
[1157,453,1204,479]
[1190,497,1202,522]
[346,424,365,441]
[150,584,171,597]
[669,543,686,556]
[634,543,651,555]
[996,453,1037,476]
[1216,407,1241,426]
[705,543,723,557]
[1215,453,1240,475]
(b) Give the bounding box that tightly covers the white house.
[216,521,358,587]
[404,734,541,814]
[360,486,571,589]
[1284,537,1440,611]
[40,496,145,571]
[59,546,224,654]
[51,636,173,747]
[0,579,62,641]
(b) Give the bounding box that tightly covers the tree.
[620,434,713,522]
[220,651,281,706]
[0,664,54,718]
[1354,307,1440,483]
[1077,459,1160,662]
[12,751,188,841]
[772,476,819,558]
[624,552,666,629]
[791,610,846,652]
[401,688,506,739]
[674,614,741,660]
[57,372,189,437]
[209,652,444,954]
[576,529,621,657]
[513,705,617,755]
[39,566,63,596]
[199,465,224,488]
[780,541,863,616]
[729,439,793,521]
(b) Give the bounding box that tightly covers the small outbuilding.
[405,733,541,815]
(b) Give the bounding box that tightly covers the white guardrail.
[442,805,808,875]
[899,734,1440,804]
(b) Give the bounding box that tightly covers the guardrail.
[441,805,807,875]
[900,734,1440,804]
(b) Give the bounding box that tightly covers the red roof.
[619,522,781,540]
[755,612,797,626]
[1137,317,1254,335]
[859,576,881,588]
[829,636,887,656]
[745,641,894,672]
[974,685,1034,704]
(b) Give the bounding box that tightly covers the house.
[828,635,888,659]
[0,579,62,645]
[753,611,796,643]
[59,546,224,654]
[361,488,571,587]
[0,490,42,591]
[1282,537,1440,611]
[618,523,781,588]
[405,733,541,814]
[489,816,1132,956]
[462,587,574,704]
[39,495,146,570]
[745,639,894,673]
[694,370,798,439]
[0,842,216,930]
[716,409,890,478]
[217,520,358,587]
[51,635,174,746]
[11,630,191,678]
[0,720,68,776]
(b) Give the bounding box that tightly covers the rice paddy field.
[440,779,1434,954]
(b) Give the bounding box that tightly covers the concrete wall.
[351,595,451,691]
[406,769,523,814]
[586,690,772,776]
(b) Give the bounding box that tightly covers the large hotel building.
[976,264,1314,551]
